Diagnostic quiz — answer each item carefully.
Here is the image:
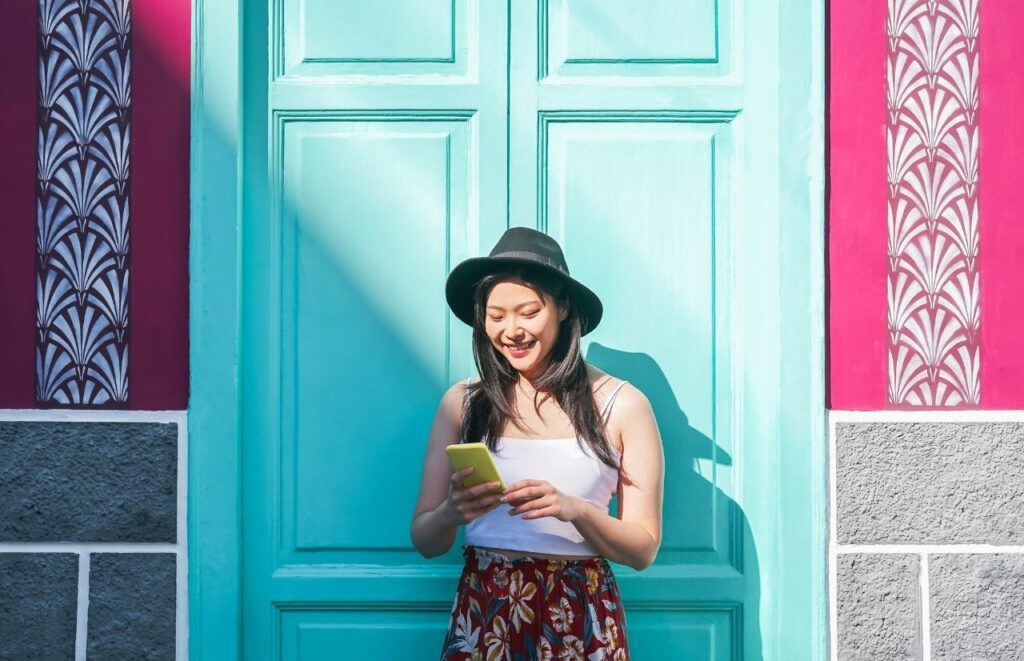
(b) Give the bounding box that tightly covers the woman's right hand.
[440,467,504,526]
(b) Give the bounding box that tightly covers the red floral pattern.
[441,546,629,660]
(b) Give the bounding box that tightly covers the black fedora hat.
[445,227,603,335]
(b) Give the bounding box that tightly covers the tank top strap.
[599,379,628,418]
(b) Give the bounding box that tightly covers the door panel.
[280,0,469,78]
[278,610,445,659]
[238,0,818,658]
[510,2,748,654]
[543,117,735,568]
[281,117,472,565]
[542,0,728,76]
[243,2,506,658]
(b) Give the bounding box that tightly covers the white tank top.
[462,376,627,556]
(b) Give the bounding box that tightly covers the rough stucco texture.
[836,422,1024,543]
[929,554,1024,660]
[837,553,922,661]
[0,421,177,542]
[87,553,176,660]
[0,553,78,660]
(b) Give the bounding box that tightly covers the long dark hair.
[459,264,619,469]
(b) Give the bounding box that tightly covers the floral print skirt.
[440,545,629,660]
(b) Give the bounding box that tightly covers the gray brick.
[87,553,176,661]
[0,553,78,660]
[837,553,922,661]
[836,422,1024,544]
[930,554,1024,661]
[0,422,177,542]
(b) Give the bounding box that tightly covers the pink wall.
[132,0,191,409]
[977,0,1024,410]
[829,0,1024,409]
[0,0,190,410]
[0,2,37,408]
[828,0,888,409]
[3,1,1019,411]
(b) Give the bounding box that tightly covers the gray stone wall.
[833,420,1024,660]
[836,553,922,660]
[0,420,181,660]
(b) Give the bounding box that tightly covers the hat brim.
[445,256,603,336]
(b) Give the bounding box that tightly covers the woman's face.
[485,278,568,379]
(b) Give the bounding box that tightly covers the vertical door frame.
[189,0,243,658]
[187,0,828,659]
[771,0,828,656]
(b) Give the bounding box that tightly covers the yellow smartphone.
[445,443,505,490]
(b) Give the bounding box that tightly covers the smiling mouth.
[505,341,536,351]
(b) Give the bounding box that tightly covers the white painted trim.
[74,552,90,661]
[828,409,1024,423]
[176,411,189,661]
[0,410,188,659]
[828,410,839,661]
[0,409,185,423]
[836,543,1024,554]
[920,553,932,661]
[0,543,178,553]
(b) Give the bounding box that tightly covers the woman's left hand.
[500,480,581,522]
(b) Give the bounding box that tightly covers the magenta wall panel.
[830,0,1024,410]
[828,0,888,409]
[132,0,190,410]
[0,3,37,409]
[0,0,188,410]
[978,0,1024,410]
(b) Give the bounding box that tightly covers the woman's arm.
[410,382,503,558]
[502,384,665,570]
[411,383,464,557]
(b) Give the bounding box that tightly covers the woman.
[411,227,665,660]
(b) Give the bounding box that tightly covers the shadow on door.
[587,342,763,660]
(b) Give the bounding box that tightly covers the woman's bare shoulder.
[584,363,628,396]
[427,379,474,447]
[439,378,473,415]
[612,383,657,451]
[613,381,651,414]
[589,362,634,399]
[593,369,651,418]
[443,380,466,398]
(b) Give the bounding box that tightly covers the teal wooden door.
[224,1,826,659]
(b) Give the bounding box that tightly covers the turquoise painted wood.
[191,0,826,659]
[189,0,243,657]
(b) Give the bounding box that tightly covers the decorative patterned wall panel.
[36,0,131,407]
[886,0,980,407]
[830,0,1024,410]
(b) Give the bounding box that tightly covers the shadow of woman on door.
[586,343,764,661]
